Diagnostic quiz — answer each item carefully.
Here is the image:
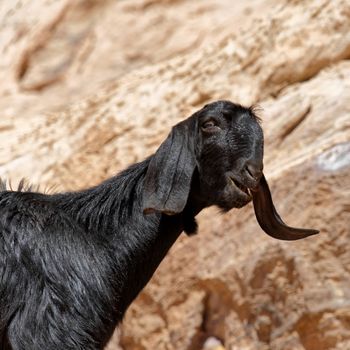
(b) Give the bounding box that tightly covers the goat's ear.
[142,119,197,215]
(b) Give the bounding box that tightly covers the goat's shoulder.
[0,190,86,248]
[0,189,114,288]
[0,189,57,223]
[0,189,48,223]
[0,188,112,256]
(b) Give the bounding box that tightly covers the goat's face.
[143,100,319,240]
[195,101,263,211]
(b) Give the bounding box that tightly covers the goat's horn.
[252,174,319,240]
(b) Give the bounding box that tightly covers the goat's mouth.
[229,177,252,198]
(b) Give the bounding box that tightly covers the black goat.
[0,101,318,349]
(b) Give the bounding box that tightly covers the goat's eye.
[201,120,220,133]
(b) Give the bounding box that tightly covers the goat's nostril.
[245,163,263,182]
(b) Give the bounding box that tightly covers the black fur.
[0,101,264,349]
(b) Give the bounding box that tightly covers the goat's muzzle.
[252,174,319,240]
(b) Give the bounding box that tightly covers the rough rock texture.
[1,0,349,349]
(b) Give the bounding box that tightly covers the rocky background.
[1,0,349,349]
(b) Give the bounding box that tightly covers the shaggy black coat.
[0,159,184,349]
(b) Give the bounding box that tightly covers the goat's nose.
[244,161,263,183]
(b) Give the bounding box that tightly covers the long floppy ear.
[142,118,197,215]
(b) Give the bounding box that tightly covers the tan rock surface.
[1,0,349,349]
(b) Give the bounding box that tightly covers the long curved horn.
[252,174,319,240]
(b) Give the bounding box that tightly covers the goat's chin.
[234,196,253,208]
[215,187,252,212]
[231,197,252,210]
[217,199,251,213]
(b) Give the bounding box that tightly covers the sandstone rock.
[0,0,349,349]
[0,0,273,117]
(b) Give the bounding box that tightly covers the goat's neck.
[53,159,204,314]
